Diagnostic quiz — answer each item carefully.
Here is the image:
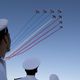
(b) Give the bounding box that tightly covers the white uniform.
[14,58,40,80]
[15,75,38,80]
[0,19,8,80]
[49,74,59,80]
[0,58,7,80]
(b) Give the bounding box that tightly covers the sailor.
[14,58,40,80]
[0,19,11,80]
[49,74,59,80]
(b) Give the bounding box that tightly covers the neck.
[27,75,35,77]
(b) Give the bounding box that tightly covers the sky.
[0,0,80,80]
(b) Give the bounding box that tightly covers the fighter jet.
[59,21,63,24]
[58,15,62,19]
[50,9,54,13]
[35,10,40,14]
[52,15,56,18]
[57,9,62,13]
[43,9,47,13]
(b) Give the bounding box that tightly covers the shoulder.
[14,77,26,80]
[14,78,22,80]
[0,58,5,64]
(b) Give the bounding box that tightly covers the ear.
[3,34,9,45]
[2,38,7,48]
[1,35,8,48]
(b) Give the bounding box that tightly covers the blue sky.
[0,0,80,80]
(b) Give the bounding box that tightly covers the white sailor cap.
[23,58,40,70]
[49,74,59,80]
[0,19,8,31]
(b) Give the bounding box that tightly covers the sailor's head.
[49,74,59,80]
[0,19,11,58]
[23,58,40,76]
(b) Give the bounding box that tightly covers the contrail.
[5,9,63,60]
[12,18,59,56]
[5,18,62,60]
[5,18,53,58]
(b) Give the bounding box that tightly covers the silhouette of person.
[14,58,40,80]
[0,19,11,80]
[49,74,59,80]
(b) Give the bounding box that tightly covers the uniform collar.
[0,57,2,59]
[0,57,4,60]
[27,75,36,79]
[18,75,37,80]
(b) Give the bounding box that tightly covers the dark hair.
[25,68,38,75]
[0,27,9,44]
